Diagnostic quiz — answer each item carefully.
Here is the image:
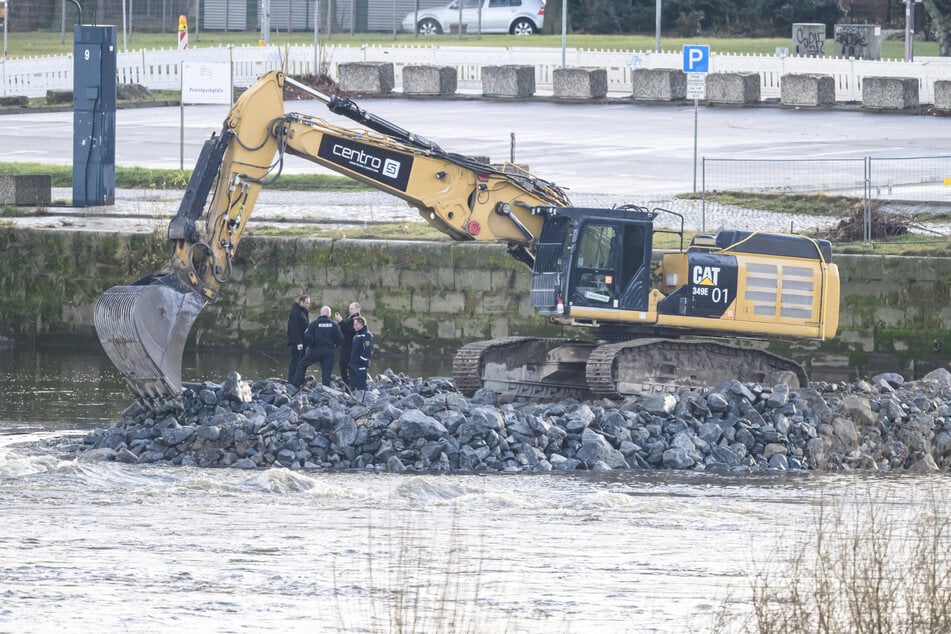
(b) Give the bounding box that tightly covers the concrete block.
[632,68,685,101]
[793,23,826,57]
[553,67,607,100]
[481,65,535,98]
[0,175,52,206]
[338,62,395,95]
[706,73,761,104]
[781,74,835,106]
[935,80,951,112]
[834,24,881,59]
[402,65,457,96]
[861,76,919,110]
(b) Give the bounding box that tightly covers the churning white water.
[2,348,948,632]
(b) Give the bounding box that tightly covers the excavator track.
[452,337,596,399]
[585,338,808,399]
[454,337,808,400]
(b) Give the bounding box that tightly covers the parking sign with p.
[682,45,710,73]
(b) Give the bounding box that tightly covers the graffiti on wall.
[794,25,826,56]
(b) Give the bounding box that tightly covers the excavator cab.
[531,207,657,319]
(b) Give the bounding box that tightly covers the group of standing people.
[285,296,374,391]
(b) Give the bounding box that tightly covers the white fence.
[2,44,950,102]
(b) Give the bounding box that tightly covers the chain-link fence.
[701,155,951,242]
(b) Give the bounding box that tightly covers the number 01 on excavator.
[94,71,839,404]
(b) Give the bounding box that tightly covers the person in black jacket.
[334,301,361,387]
[292,305,343,388]
[285,295,310,382]
[348,316,374,391]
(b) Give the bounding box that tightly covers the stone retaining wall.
[0,228,948,375]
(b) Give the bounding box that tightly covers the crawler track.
[454,336,808,400]
[585,339,807,399]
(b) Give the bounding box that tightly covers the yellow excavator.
[94,71,839,403]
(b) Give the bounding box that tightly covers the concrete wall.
[1,228,948,375]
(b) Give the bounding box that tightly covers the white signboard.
[686,73,706,100]
[181,62,232,105]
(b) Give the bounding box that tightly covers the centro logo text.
[332,144,401,179]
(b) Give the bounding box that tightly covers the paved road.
[1,98,949,232]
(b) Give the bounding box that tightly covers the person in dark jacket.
[348,316,374,391]
[292,305,343,388]
[285,295,310,383]
[334,302,361,387]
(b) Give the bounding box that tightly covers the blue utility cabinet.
[73,25,117,206]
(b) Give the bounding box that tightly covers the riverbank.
[59,366,951,474]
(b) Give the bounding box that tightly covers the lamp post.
[560,0,566,67]
[904,0,922,62]
[655,0,661,52]
[260,0,270,45]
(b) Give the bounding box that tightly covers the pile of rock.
[73,368,951,474]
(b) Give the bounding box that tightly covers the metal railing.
[701,155,951,242]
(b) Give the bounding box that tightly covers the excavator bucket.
[94,277,207,400]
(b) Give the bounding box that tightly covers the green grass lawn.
[4,30,939,60]
[0,162,367,191]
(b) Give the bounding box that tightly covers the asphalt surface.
[2,98,950,233]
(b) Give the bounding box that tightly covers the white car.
[401,0,544,36]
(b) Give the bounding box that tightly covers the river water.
[2,346,949,633]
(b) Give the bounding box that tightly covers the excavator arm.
[95,71,570,401]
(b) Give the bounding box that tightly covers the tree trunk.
[542,0,563,35]
[924,0,951,55]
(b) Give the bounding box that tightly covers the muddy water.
[1,346,948,632]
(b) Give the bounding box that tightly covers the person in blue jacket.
[292,305,343,388]
[348,316,374,391]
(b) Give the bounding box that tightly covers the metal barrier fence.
[3,43,951,100]
[702,155,951,242]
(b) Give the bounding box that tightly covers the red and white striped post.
[178,15,188,50]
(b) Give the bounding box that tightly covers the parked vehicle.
[400,0,544,35]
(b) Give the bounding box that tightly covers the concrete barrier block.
[402,65,457,96]
[706,73,761,104]
[862,76,919,110]
[781,74,835,107]
[553,67,607,100]
[934,80,951,112]
[338,62,395,95]
[632,68,685,101]
[482,65,535,98]
[0,175,52,206]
